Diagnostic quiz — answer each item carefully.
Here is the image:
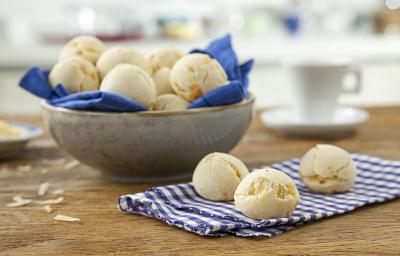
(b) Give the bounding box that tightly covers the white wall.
[250,64,400,108]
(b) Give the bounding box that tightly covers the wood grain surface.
[1,107,400,256]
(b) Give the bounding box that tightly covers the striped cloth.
[118,153,400,237]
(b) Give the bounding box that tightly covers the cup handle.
[343,66,362,93]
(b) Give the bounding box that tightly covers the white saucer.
[0,123,43,160]
[261,106,369,137]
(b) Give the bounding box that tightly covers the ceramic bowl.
[41,95,254,182]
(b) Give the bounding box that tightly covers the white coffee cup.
[281,56,361,123]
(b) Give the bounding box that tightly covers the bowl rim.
[41,94,255,117]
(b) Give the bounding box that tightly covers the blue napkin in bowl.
[19,34,253,112]
[188,80,245,109]
[19,67,147,112]
[190,34,254,95]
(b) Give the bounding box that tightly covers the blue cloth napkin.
[19,67,147,112]
[19,35,253,112]
[191,34,254,95]
[118,153,400,237]
[188,80,245,108]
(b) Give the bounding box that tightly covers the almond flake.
[13,195,25,202]
[38,182,51,196]
[41,168,49,174]
[7,199,32,207]
[53,189,64,195]
[64,160,80,170]
[54,214,80,222]
[17,165,32,172]
[41,159,66,166]
[35,197,64,205]
[43,205,53,213]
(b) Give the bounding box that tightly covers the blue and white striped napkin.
[118,153,400,237]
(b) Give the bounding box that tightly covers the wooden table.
[1,107,400,256]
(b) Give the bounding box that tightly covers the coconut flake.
[38,182,51,196]
[53,189,64,195]
[13,195,25,202]
[7,199,32,207]
[43,205,53,213]
[35,197,64,205]
[17,165,32,172]
[64,160,80,170]
[54,214,80,222]
[41,158,66,166]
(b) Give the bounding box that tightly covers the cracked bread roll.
[299,144,357,194]
[152,67,174,95]
[192,152,249,201]
[49,56,99,93]
[148,47,183,74]
[234,168,300,220]
[153,94,189,111]
[170,53,228,102]
[59,36,106,64]
[96,46,150,79]
[100,64,156,109]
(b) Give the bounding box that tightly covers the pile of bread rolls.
[49,36,229,111]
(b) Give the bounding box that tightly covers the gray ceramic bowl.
[41,95,254,182]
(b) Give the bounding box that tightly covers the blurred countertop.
[2,35,400,69]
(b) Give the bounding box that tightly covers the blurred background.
[1,0,400,114]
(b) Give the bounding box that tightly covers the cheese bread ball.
[170,53,228,102]
[49,56,100,93]
[234,168,300,220]
[299,144,357,194]
[59,36,106,64]
[100,64,156,108]
[96,46,150,79]
[192,152,249,201]
[152,67,174,95]
[153,94,189,111]
[148,47,183,74]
